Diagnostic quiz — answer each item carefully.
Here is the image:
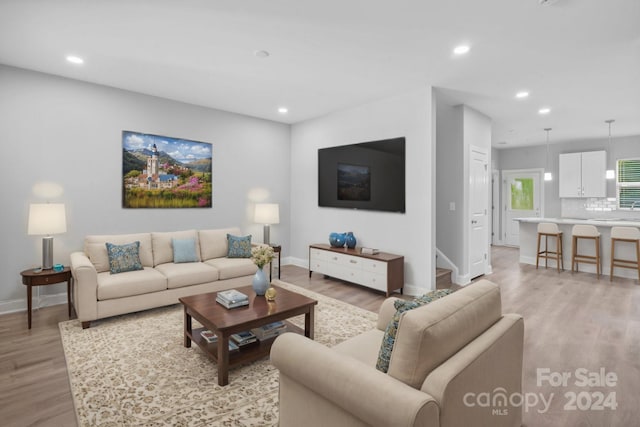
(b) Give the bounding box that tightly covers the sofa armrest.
[271,332,439,427]
[70,251,98,323]
[376,296,402,331]
[421,314,524,427]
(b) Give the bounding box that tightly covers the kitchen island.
[516,217,640,279]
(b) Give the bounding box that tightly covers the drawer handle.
[332,257,338,261]
[350,260,357,264]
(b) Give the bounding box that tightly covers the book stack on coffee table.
[216,289,249,309]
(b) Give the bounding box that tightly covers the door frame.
[492,169,502,246]
[501,168,545,247]
[466,146,489,281]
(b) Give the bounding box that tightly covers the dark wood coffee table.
[179,283,318,386]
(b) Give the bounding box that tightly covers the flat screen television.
[318,137,406,213]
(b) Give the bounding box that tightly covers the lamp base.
[263,225,271,246]
[42,236,54,270]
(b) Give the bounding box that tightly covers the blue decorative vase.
[345,232,357,249]
[329,232,347,248]
[252,267,269,296]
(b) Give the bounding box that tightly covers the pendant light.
[544,128,553,181]
[605,119,615,179]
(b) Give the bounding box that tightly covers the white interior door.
[503,169,543,247]
[469,148,489,279]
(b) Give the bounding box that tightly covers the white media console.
[309,243,404,297]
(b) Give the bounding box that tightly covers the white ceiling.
[1,0,638,148]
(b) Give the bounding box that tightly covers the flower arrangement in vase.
[251,245,275,295]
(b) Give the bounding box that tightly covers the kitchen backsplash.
[562,198,640,219]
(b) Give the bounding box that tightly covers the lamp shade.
[28,203,67,235]
[254,203,279,224]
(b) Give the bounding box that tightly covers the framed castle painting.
[122,131,212,208]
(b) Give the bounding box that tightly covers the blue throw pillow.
[227,234,252,258]
[172,238,198,263]
[105,241,144,274]
[375,289,453,373]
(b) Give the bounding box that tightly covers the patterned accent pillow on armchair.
[376,289,453,373]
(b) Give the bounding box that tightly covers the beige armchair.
[271,279,524,427]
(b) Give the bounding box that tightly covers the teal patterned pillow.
[105,241,144,274]
[376,289,453,373]
[227,234,252,258]
[172,238,198,263]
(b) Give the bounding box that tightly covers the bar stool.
[571,224,601,278]
[610,226,640,281]
[536,223,563,271]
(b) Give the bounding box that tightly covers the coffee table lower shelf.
[188,323,301,368]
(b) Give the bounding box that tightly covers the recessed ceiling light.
[498,141,507,145]
[254,50,270,58]
[538,107,551,114]
[453,45,470,55]
[278,107,288,114]
[515,91,529,99]
[66,55,84,64]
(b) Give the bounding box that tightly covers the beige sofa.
[70,227,259,328]
[271,279,524,427]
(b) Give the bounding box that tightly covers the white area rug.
[59,281,378,426]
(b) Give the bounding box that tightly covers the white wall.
[0,65,290,312]
[289,87,434,294]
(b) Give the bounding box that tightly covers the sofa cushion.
[105,241,144,274]
[227,234,252,258]
[199,227,241,260]
[388,279,503,389]
[376,290,453,373]
[151,230,200,266]
[97,267,167,300]
[154,262,219,289]
[172,237,198,263]
[204,257,257,280]
[85,233,153,273]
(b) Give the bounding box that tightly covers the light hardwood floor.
[1,246,638,426]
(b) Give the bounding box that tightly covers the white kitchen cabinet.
[558,150,606,198]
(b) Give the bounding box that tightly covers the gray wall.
[495,134,640,220]
[435,99,463,270]
[435,96,492,282]
[0,65,291,311]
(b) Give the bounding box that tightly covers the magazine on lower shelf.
[251,321,287,340]
[199,330,239,351]
[231,330,258,346]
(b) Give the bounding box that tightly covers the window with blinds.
[617,159,640,209]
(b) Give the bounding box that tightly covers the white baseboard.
[288,256,308,269]
[456,273,472,286]
[0,292,68,315]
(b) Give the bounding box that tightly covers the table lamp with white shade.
[28,203,67,269]
[254,203,279,245]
